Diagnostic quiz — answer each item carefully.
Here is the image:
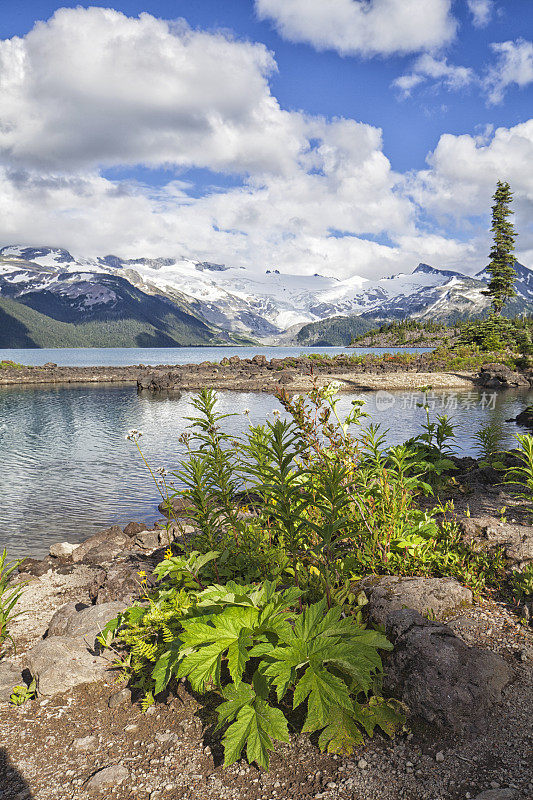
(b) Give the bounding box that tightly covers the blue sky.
[0,1,532,277]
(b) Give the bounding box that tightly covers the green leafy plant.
[473,421,506,467]
[114,385,519,769]
[0,360,25,370]
[504,434,533,502]
[0,549,25,658]
[10,678,36,705]
[509,563,533,604]
[105,577,403,769]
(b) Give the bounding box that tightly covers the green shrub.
[103,574,404,768]
[472,422,506,467]
[509,563,533,604]
[116,383,516,768]
[0,360,25,370]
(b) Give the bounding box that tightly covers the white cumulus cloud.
[0,7,531,280]
[0,7,303,175]
[484,39,533,104]
[255,0,456,57]
[405,119,533,262]
[393,54,474,97]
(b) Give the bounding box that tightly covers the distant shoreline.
[0,358,478,393]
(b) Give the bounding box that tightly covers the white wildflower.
[322,381,342,400]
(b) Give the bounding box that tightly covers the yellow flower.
[137,570,147,578]
[164,548,172,560]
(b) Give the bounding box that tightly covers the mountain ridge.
[1,245,532,347]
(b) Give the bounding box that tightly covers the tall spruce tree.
[484,180,517,315]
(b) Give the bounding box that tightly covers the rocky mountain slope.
[1,246,532,347]
[0,248,251,348]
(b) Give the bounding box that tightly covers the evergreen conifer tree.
[484,180,517,315]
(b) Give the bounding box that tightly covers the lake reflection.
[1,383,531,559]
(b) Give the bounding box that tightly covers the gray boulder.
[133,530,163,552]
[478,363,529,389]
[0,660,22,702]
[46,602,80,637]
[122,521,150,536]
[137,371,182,392]
[513,406,533,429]
[384,610,513,733]
[18,556,57,577]
[49,541,79,559]
[361,575,473,626]
[278,370,295,385]
[459,515,533,569]
[25,638,110,696]
[158,494,195,518]
[72,526,130,564]
[89,557,154,604]
[47,602,126,646]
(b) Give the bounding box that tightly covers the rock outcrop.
[384,610,513,733]
[360,575,473,626]
[478,363,530,389]
[24,601,126,696]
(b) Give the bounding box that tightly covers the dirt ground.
[1,577,532,800]
[0,621,531,800]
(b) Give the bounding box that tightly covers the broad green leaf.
[293,598,327,640]
[252,668,270,700]
[317,705,365,755]
[294,666,352,733]
[352,697,406,738]
[220,686,290,769]
[246,701,289,769]
[216,682,255,729]
[191,551,220,572]
[177,641,222,691]
[179,621,218,647]
[153,645,183,695]
[227,628,251,686]
[348,628,394,652]
[222,710,253,767]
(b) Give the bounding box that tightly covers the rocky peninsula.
[2,354,532,393]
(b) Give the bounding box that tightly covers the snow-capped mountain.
[1,246,532,345]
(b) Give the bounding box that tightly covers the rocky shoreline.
[2,355,533,394]
[0,454,532,800]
